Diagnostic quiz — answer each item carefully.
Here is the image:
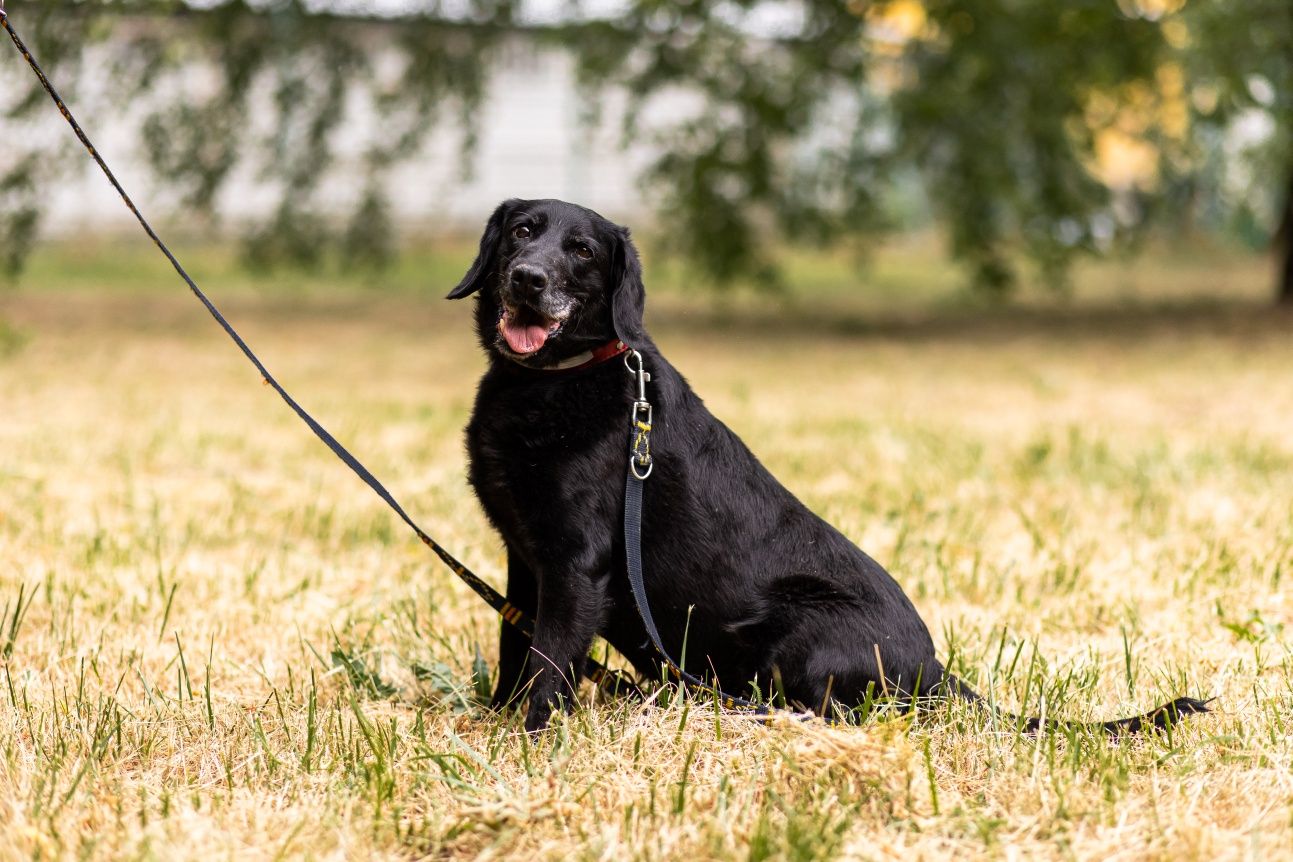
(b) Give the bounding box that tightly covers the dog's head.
[447,199,646,365]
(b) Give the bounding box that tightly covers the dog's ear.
[609,227,646,344]
[447,199,518,299]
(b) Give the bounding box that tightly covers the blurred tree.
[892,1,1169,292]
[0,0,513,277]
[0,0,1288,300]
[566,0,1172,293]
[557,1,878,288]
[1175,0,1293,303]
[0,4,97,277]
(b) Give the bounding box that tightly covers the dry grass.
[1,245,1292,860]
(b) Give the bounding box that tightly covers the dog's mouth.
[497,304,564,356]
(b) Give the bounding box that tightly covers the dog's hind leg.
[751,601,943,716]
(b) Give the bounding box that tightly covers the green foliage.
[1,3,97,279]
[331,642,400,700]
[341,182,397,272]
[559,2,881,288]
[893,1,1164,292]
[1,0,511,276]
[0,0,1289,296]
[560,0,1287,292]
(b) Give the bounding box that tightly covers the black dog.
[449,198,1208,734]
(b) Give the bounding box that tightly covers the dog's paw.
[523,703,553,734]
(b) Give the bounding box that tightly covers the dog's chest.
[465,370,628,531]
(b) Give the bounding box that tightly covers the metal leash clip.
[625,350,653,480]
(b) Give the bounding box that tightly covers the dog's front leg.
[524,569,609,733]
[491,550,537,711]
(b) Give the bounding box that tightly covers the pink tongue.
[502,319,549,355]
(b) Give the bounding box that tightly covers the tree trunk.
[1278,169,1293,305]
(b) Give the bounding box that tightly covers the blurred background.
[1,0,1289,306]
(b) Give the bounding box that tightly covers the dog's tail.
[938,675,1212,736]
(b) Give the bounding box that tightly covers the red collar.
[506,339,630,373]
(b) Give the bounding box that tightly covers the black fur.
[449,198,1210,734]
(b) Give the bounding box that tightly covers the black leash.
[623,352,804,719]
[0,5,638,699]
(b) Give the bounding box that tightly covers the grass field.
[1,239,1291,860]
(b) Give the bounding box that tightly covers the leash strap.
[623,352,800,719]
[623,472,772,714]
[0,7,637,699]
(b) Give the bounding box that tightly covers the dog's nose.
[510,265,547,296]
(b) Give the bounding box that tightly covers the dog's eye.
[513,225,531,240]
[574,244,593,260]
